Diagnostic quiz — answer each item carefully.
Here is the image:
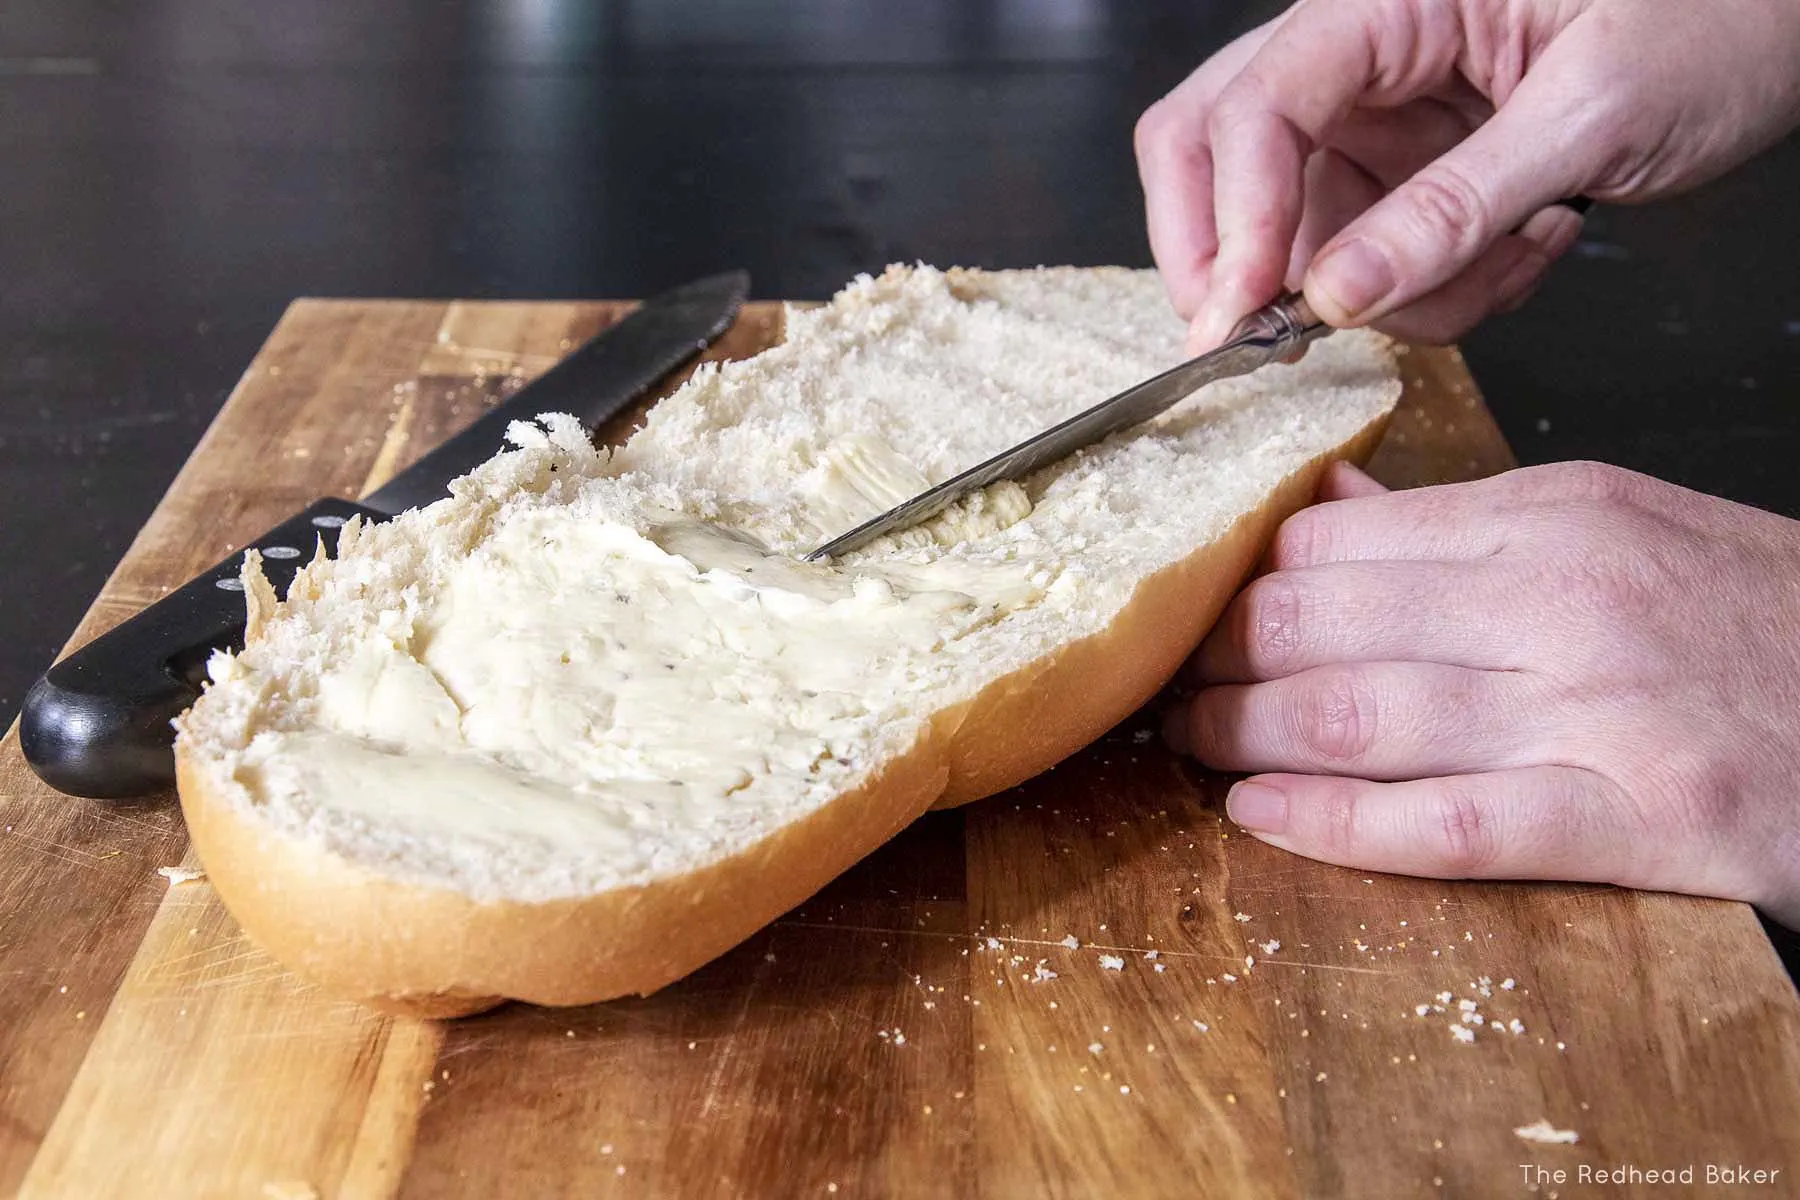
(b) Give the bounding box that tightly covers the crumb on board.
[261,1184,319,1200]
[1514,1119,1580,1145]
[1098,955,1126,972]
[1450,1024,1476,1044]
[1059,934,1080,950]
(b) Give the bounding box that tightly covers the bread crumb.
[1088,1042,1104,1055]
[1234,913,1252,923]
[1144,950,1160,961]
[1192,1021,1209,1033]
[601,1144,613,1155]
[1120,1085,1131,1095]
[1314,1072,1327,1083]
[1514,1119,1580,1145]
[1260,940,1280,955]
[1450,1024,1475,1044]
[157,866,207,887]
[1059,934,1080,950]
[1153,963,1167,974]
[1501,978,1516,990]
[1098,955,1125,971]
[1221,973,1237,983]
[1032,963,1058,983]
[261,1184,319,1200]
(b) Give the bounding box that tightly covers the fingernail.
[1160,705,1193,756]
[1311,239,1395,321]
[1226,781,1288,833]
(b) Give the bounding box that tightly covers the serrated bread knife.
[805,291,1327,561]
[21,271,750,800]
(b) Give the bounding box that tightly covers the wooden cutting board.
[3,297,1798,1199]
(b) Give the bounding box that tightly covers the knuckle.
[1312,777,1366,859]
[1397,162,1494,254]
[1133,102,1174,160]
[1244,576,1307,673]
[1269,507,1337,568]
[1203,81,1265,147]
[1289,667,1378,763]
[1431,777,1500,874]
[1546,460,1641,505]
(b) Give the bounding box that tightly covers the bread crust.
[175,411,1390,1015]
[931,413,1391,807]
[177,728,949,1018]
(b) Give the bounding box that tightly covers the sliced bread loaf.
[174,265,1401,1016]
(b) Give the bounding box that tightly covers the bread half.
[175,266,1400,1016]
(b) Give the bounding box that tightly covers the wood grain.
[2,299,1797,1199]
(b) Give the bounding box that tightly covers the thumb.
[1224,766,1630,883]
[1303,68,1591,326]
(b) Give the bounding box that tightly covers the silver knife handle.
[1226,291,1326,352]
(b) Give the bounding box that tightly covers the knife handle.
[19,497,386,800]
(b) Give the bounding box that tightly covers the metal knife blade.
[363,270,748,514]
[20,270,749,800]
[805,291,1326,561]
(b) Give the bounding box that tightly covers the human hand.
[1135,0,1800,351]
[1162,460,1800,928]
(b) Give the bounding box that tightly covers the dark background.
[3,2,1799,963]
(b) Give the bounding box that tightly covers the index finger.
[1135,18,1288,319]
[1196,0,1460,346]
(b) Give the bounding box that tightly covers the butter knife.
[805,292,1327,561]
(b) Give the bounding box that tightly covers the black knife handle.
[19,497,387,800]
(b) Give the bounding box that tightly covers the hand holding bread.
[1167,460,1800,927]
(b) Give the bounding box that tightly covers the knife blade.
[804,291,1326,562]
[20,270,750,800]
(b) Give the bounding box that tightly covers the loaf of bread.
[174,265,1401,1016]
